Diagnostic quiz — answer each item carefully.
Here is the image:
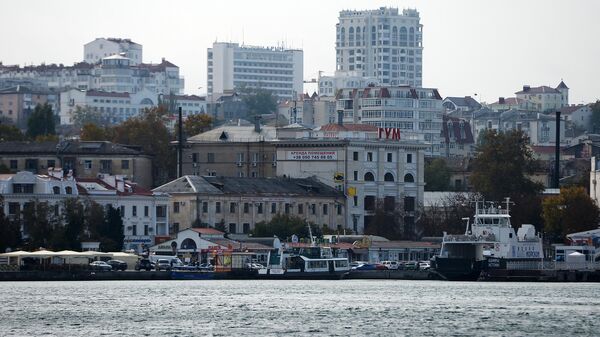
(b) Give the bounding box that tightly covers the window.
[404,196,415,212]
[207,153,215,163]
[404,173,414,183]
[384,196,395,212]
[367,152,373,161]
[132,206,137,217]
[353,171,358,181]
[230,202,236,213]
[271,203,277,214]
[406,153,413,163]
[53,186,60,194]
[244,203,249,214]
[364,172,375,181]
[257,203,263,214]
[120,205,125,217]
[243,223,250,234]
[353,151,359,161]
[192,153,198,163]
[144,225,149,236]
[13,184,34,194]
[173,202,180,213]
[337,204,342,215]
[215,202,221,213]
[323,204,328,215]
[364,196,375,211]
[285,203,291,214]
[387,153,393,162]
[228,223,237,233]
[132,225,137,236]
[47,160,56,168]
[84,160,92,170]
[297,204,304,214]
[203,202,208,213]
[121,160,129,169]
[384,173,395,182]
[144,206,149,217]
[10,160,18,170]
[353,196,358,207]
[311,204,316,215]
[8,202,20,215]
[65,186,73,195]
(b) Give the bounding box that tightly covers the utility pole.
[177,106,183,178]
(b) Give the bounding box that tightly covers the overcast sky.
[1,0,599,104]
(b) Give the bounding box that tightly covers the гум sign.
[378,127,401,140]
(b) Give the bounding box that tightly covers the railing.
[443,234,496,243]
[506,260,600,271]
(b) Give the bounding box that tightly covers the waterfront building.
[335,85,443,156]
[153,175,345,234]
[0,140,153,188]
[0,85,59,127]
[84,37,143,65]
[207,42,303,100]
[336,7,423,87]
[0,171,170,253]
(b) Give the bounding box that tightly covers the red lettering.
[392,128,401,140]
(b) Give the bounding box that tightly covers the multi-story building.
[0,85,59,127]
[84,38,143,65]
[440,116,475,157]
[318,71,379,97]
[0,170,169,253]
[207,42,303,100]
[514,81,569,112]
[0,140,153,188]
[336,85,443,156]
[442,96,481,112]
[59,88,157,125]
[336,7,423,87]
[153,175,345,234]
[560,104,592,132]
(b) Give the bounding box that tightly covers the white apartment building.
[514,81,569,113]
[336,85,443,156]
[0,171,170,253]
[59,88,157,125]
[318,71,379,97]
[336,7,423,87]
[207,42,303,100]
[84,38,143,65]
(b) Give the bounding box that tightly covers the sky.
[1,0,599,104]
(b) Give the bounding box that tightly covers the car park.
[105,259,127,271]
[89,261,112,271]
[134,259,154,271]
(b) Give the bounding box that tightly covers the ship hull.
[433,257,484,281]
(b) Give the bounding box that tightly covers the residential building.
[313,95,338,128]
[442,96,481,112]
[153,175,345,234]
[560,104,592,132]
[207,42,303,100]
[84,37,143,65]
[0,171,169,253]
[59,88,156,125]
[0,85,59,127]
[169,94,207,117]
[514,81,569,112]
[336,7,423,87]
[335,85,443,156]
[0,140,153,188]
[440,116,475,157]
[318,71,379,97]
[488,97,532,112]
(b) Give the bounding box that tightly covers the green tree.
[100,206,124,252]
[0,196,22,252]
[239,86,278,117]
[542,186,600,243]
[591,100,600,134]
[112,106,176,186]
[80,123,112,141]
[61,198,86,250]
[417,193,476,237]
[183,113,213,137]
[364,199,407,240]
[22,200,54,250]
[470,129,544,226]
[26,103,55,139]
[0,164,10,174]
[425,158,451,191]
[252,214,317,241]
[0,124,26,141]
[72,105,110,127]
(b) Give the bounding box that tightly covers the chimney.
[116,179,125,193]
[499,97,505,104]
[523,85,530,92]
[337,111,344,126]
[254,115,262,133]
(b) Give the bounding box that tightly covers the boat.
[432,198,544,281]
[256,246,350,279]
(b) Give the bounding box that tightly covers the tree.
[591,100,600,134]
[0,196,21,252]
[364,199,409,240]
[425,158,451,191]
[112,106,176,186]
[470,129,544,226]
[0,124,26,141]
[100,206,124,252]
[542,186,600,243]
[22,200,55,250]
[183,113,213,137]
[80,123,112,141]
[61,198,86,250]
[72,105,110,127]
[239,86,278,117]
[417,193,476,237]
[27,103,55,139]
[252,214,318,241]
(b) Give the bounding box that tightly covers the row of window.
[352,151,413,163]
[173,201,343,216]
[352,171,414,183]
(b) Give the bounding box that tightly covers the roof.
[318,123,379,132]
[106,37,140,45]
[76,177,153,196]
[103,54,130,61]
[444,96,481,110]
[560,105,588,115]
[186,125,277,142]
[137,59,178,72]
[190,227,225,236]
[441,116,474,144]
[556,81,569,89]
[86,90,130,98]
[0,140,144,156]
[491,97,524,105]
[172,94,205,101]
[370,240,441,249]
[153,175,222,194]
[515,86,561,95]
[203,176,344,198]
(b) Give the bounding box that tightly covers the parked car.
[198,263,214,271]
[155,259,171,271]
[134,259,154,271]
[419,261,431,271]
[106,260,127,271]
[246,263,264,270]
[350,261,368,269]
[89,261,112,271]
[404,261,419,270]
[381,261,399,270]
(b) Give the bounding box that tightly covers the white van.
[381,261,399,270]
[149,255,183,267]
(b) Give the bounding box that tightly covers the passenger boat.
[257,246,350,279]
[433,198,544,281]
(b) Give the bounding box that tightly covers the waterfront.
[0,280,599,336]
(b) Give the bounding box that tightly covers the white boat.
[257,246,350,279]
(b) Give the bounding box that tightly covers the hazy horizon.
[1,0,599,104]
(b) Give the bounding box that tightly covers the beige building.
[0,85,58,127]
[153,175,345,234]
[0,140,153,188]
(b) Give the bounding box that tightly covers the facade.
[335,85,443,156]
[514,81,569,112]
[442,96,481,112]
[153,175,345,234]
[488,97,532,112]
[59,88,156,125]
[84,38,143,65]
[0,171,169,253]
[0,140,153,188]
[440,116,475,157]
[318,71,379,97]
[0,85,59,127]
[275,138,426,234]
[560,104,592,132]
[207,42,303,100]
[336,7,423,87]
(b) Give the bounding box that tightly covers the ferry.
[257,245,350,279]
[433,198,544,281]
